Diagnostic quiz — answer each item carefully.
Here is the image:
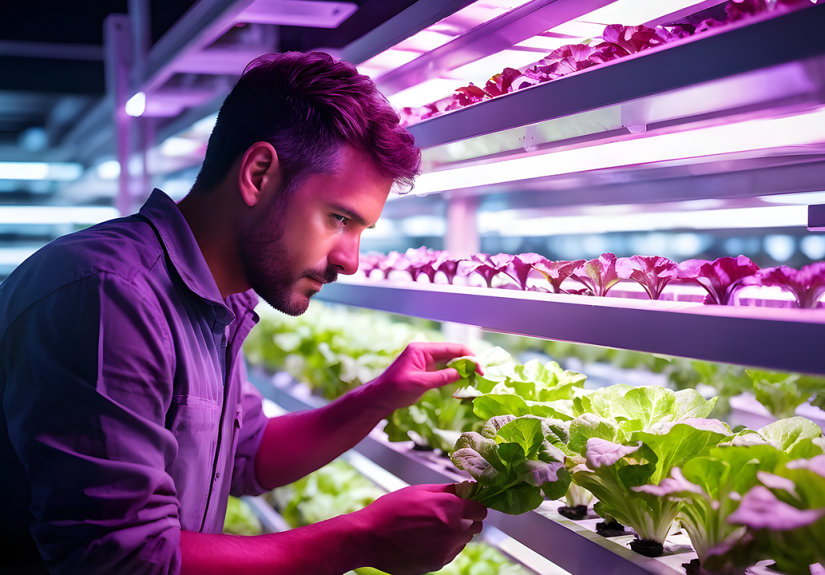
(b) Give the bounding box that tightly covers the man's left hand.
[366,342,480,413]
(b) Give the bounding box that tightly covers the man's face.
[239,146,391,315]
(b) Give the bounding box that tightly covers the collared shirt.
[0,189,270,575]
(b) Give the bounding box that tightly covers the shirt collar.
[139,188,257,323]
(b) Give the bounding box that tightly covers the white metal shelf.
[315,278,825,375]
[249,370,685,575]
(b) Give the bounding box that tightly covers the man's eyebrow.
[329,204,375,228]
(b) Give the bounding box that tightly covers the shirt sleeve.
[228,361,270,497]
[3,272,181,575]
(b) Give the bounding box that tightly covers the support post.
[130,0,153,205]
[443,194,482,346]
[104,14,134,216]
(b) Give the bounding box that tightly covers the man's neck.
[177,189,250,300]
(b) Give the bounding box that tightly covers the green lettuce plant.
[223,496,263,536]
[728,455,825,575]
[245,302,443,400]
[384,382,483,453]
[452,415,572,514]
[634,445,787,573]
[449,347,585,421]
[566,386,728,556]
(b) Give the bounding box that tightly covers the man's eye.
[332,214,350,225]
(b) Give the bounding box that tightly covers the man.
[0,51,486,575]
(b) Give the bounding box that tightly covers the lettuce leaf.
[452,415,572,514]
[531,258,586,294]
[616,255,678,300]
[677,256,759,305]
[572,253,621,297]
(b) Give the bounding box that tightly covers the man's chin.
[263,290,314,317]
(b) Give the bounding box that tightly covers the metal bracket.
[808,203,825,231]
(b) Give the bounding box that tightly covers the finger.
[458,518,473,532]
[462,499,488,522]
[467,521,484,536]
[409,342,475,364]
[426,345,476,364]
[416,483,456,494]
[416,368,461,389]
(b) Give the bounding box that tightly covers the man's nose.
[328,234,360,275]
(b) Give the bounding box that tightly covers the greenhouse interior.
[2,0,825,574]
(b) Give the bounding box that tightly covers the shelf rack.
[248,368,691,575]
[406,4,825,149]
[315,278,825,375]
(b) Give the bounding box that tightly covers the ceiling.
[0,0,417,202]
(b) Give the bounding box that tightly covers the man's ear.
[238,141,280,207]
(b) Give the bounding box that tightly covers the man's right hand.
[350,483,488,575]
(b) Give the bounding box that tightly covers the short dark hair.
[194,51,421,194]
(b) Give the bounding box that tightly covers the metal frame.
[373,0,616,96]
[340,0,477,65]
[250,370,684,575]
[315,279,825,375]
[407,4,825,149]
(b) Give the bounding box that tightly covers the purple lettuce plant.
[358,253,384,278]
[530,258,586,294]
[433,253,465,284]
[572,253,622,297]
[377,251,410,279]
[460,253,504,288]
[406,247,442,282]
[678,256,760,305]
[745,263,825,309]
[616,255,679,300]
[495,253,544,290]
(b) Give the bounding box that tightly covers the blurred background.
[1,0,824,282]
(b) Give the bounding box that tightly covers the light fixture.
[0,206,120,225]
[0,162,83,181]
[478,205,807,236]
[125,92,146,117]
[0,246,40,266]
[95,160,121,180]
[386,78,460,109]
[160,137,201,157]
[414,107,825,194]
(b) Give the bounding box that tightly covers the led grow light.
[0,162,83,181]
[414,107,825,195]
[478,205,807,236]
[0,206,120,225]
[0,246,40,266]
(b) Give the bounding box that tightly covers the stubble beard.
[239,193,337,316]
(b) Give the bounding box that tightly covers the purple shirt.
[0,189,270,574]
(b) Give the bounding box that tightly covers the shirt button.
[215,472,221,480]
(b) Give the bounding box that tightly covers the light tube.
[414,108,825,194]
[0,162,83,181]
[0,246,40,266]
[0,206,120,225]
[478,205,807,236]
[386,78,461,109]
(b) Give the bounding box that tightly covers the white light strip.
[478,205,808,236]
[0,206,120,225]
[0,246,40,266]
[0,162,84,181]
[415,108,825,194]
